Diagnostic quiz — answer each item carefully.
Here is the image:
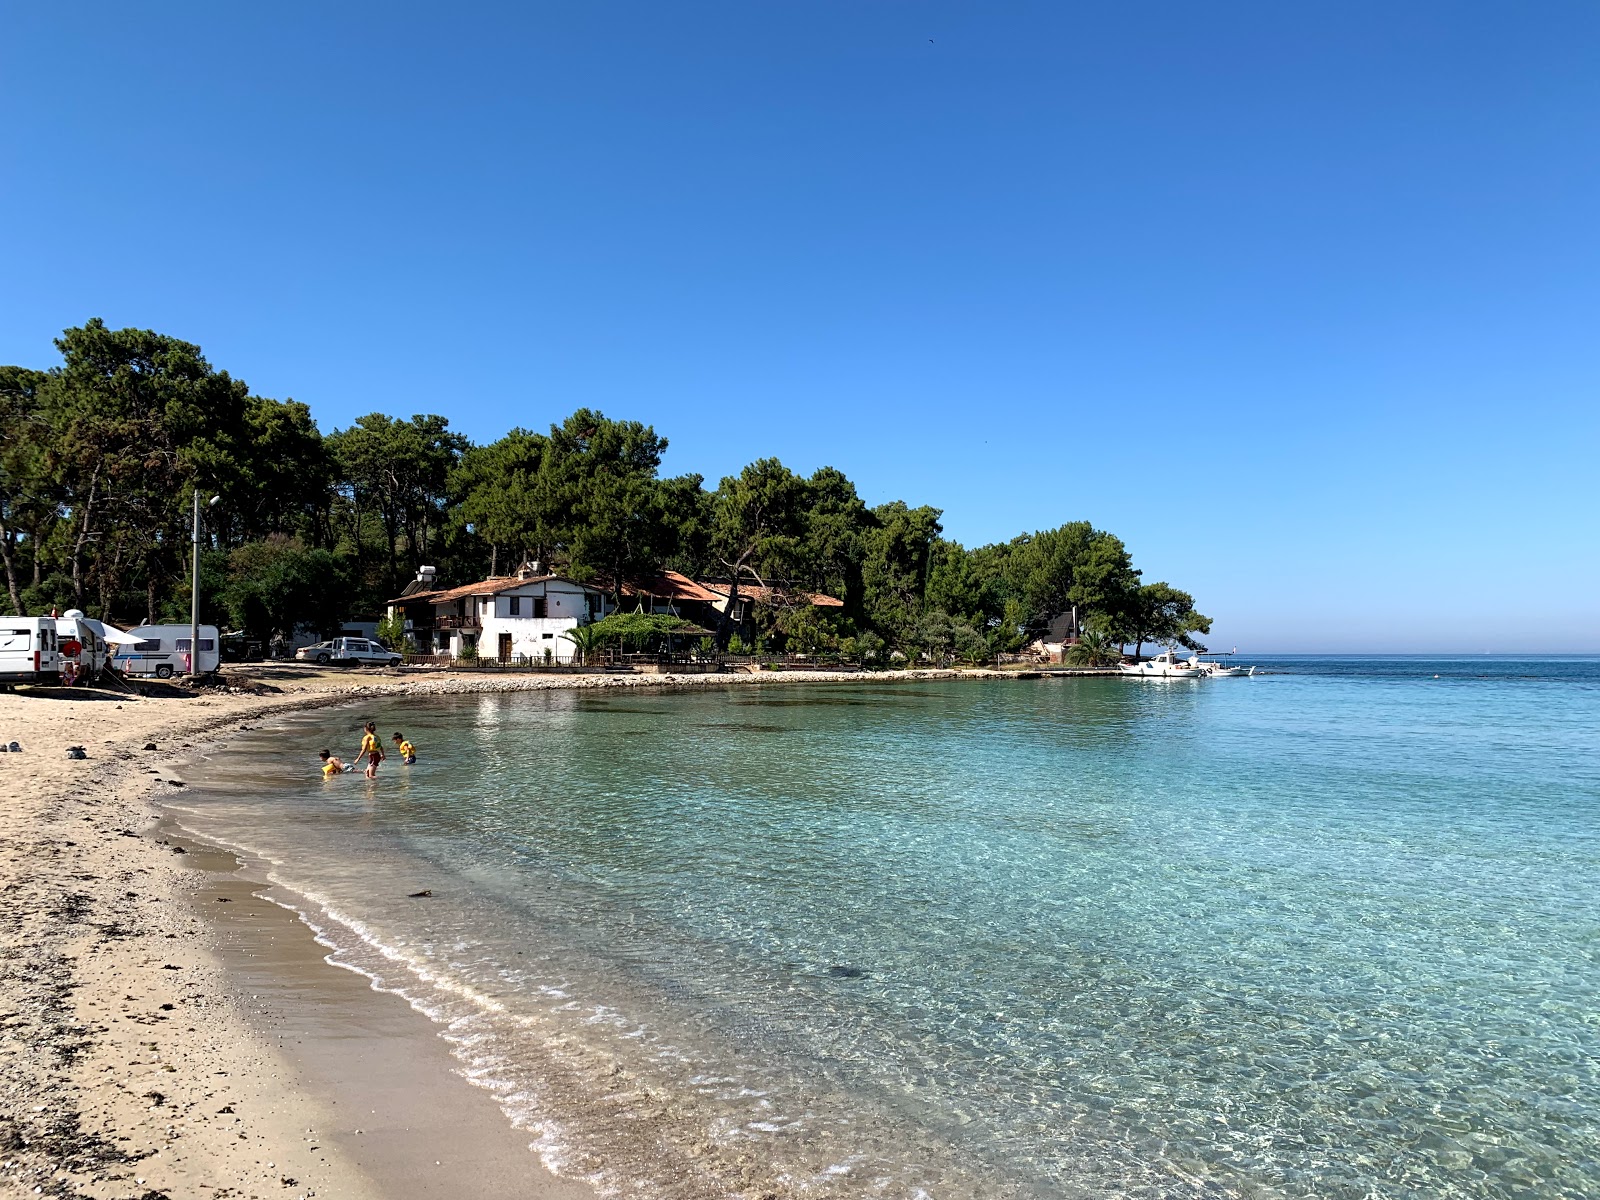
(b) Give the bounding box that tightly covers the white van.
[55,610,108,682]
[112,624,221,679]
[294,636,401,667]
[0,617,61,685]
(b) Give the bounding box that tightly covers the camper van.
[0,617,61,686]
[112,624,220,679]
[55,610,108,683]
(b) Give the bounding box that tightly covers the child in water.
[355,721,385,779]
[391,732,416,764]
[318,749,347,776]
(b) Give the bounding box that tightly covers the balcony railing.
[433,614,481,631]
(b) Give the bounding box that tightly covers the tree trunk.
[1134,639,1143,660]
[97,540,127,618]
[147,574,160,628]
[0,524,21,615]
[713,546,757,651]
[714,577,741,651]
[69,467,101,610]
[346,493,365,577]
[383,512,400,596]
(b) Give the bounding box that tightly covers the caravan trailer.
[0,617,61,686]
[112,624,220,679]
[55,610,108,683]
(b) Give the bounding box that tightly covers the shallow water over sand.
[173,659,1600,1199]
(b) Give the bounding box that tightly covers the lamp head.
[207,494,221,507]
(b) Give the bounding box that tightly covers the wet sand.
[170,828,598,1200]
[0,664,1005,1199]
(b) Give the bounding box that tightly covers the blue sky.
[4,2,1597,651]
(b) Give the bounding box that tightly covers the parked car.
[295,637,401,667]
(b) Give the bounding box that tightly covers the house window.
[541,632,553,639]
[533,597,547,618]
[509,596,521,616]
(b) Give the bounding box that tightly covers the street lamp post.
[190,491,220,678]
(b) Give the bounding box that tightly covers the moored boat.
[1120,650,1205,678]
[1188,651,1257,678]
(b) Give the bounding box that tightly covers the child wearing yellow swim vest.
[318,749,347,776]
[391,732,416,764]
[355,721,385,778]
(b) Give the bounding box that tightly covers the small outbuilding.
[1029,610,1083,663]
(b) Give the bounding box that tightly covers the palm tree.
[565,622,604,666]
[1063,629,1123,668]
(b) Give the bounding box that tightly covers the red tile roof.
[620,570,724,604]
[388,574,601,606]
[700,581,844,608]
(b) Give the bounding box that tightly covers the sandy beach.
[0,664,1006,1200]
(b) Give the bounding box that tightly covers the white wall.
[480,612,581,659]
[486,580,599,622]
[467,580,604,660]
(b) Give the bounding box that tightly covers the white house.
[388,565,609,662]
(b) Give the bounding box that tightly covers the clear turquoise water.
[174,659,1600,1199]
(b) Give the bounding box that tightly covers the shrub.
[374,611,407,651]
[954,624,989,665]
[855,630,885,664]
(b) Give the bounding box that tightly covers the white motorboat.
[1120,650,1205,679]
[1187,651,1257,678]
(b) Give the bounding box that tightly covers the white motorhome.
[0,617,61,685]
[112,624,220,679]
[55,610,108,682]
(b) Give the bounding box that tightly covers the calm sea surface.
[173,657,1600,1199]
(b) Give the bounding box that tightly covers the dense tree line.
[1,321,1209,658]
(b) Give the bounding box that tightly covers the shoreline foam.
[158,815,604,1200]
